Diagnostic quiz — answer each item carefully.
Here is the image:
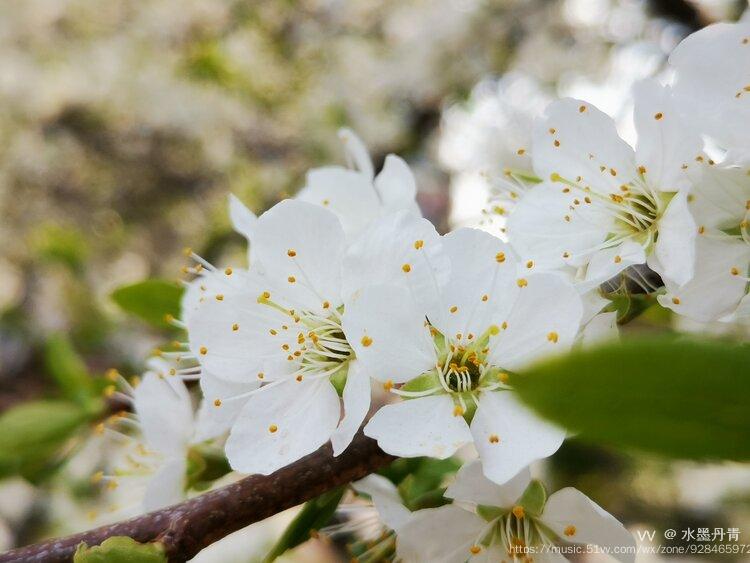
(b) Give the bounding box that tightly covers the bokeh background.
[2,0,750,560]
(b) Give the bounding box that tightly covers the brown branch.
[1,432,395,563]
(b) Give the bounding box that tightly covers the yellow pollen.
[199,346,208,355]
[183,247,192,256]
[287,276,296,283]
[213,399,222,407]
[610,168,617,176]
[731,267,740,276]
[469,546,482,555]
[453,405,464,417]
[215,294,224,301]
[579,105,586,113]
[489,434,500,443]
[564,525,577,537]
[517,148,525,155]
[323,301,330,309]
[169,368,176,376]
[105,368,119,381]
[549,128,556,134]
[496,252,506,263]
[550,172,562,182]
[402,263,411,273]
[296,375,304,382]
[501,321,508,330]
[257,373,265,379]
[383,379,394,391]
[481,294,489,302]
[232,323,239,331]
[224,267,233,275]
[414,240,424,249]
[672,297,681,305]
[698,226,705,234]
[517,278,528,288]
[512,506,525,518]
[270,329,277,335]
[654,112,663,120]
[526,260,534,269]
[553,139,560,147]
[287,249,297,257]
[489,325,500,335]
[547,332,559,343]
[361,335,373,347]
[584,196,591,203]
[450,305,458,313]
[614,255,622,264]
[268,424,278,433]
[282,344,290,351]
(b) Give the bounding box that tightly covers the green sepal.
[477,505,506,522]
[401,372,440,394]
[517,479,547,516]
[73,537,166,562]
[330,362,350,396]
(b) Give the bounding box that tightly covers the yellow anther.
[614,255,622,264]
[323,301,330,309]
[517,148,525,155]
[672,297,681,305]
[224,267,233,275]
[501,321,508,330]
[489,325,500,336]
[257,372,265,379]
[450,305,458,313]
[549,128,556,134]
[322,199,330,206]
[383,379,394,392]
[232,323,239,331]
[489,434,500,443]
[469,546,482,555]
[453,405,465,417]
[564,215,571,222]
[215,294,224,301]
[296,375,304,382]
[199,346,208,355]
[498,372,509,383]
[269,329,277,336]
[213,399,222,407]
[105,368,119,381]
[564,525,577,537]
[169,368,176,376]
[550,172,562,182]
[698,226,705,234]
[287,249,297,257]
[414,240,424,249]
[584,196,591,204]
[554,140,560,147]
[164,314,174,324]
[562,251,571,258]
[496,252,506,263]
[288,276,296,283]
[579,105,587,113]
[526,260,534,269]
[517,278,528,288]
[512,506,525,518]
[107,480,119,490]
[92,471,104,484]
[481,294,489,302]
[104,385,115,397]
[402,263,412,273]
[654,112,663,120]
[731,267,740,276]
[361,335,373,347]
[547,332,559,343]
[268,424,278,433]
[94,423,105,435]
[282,344,290,351]
[183,247,193,256]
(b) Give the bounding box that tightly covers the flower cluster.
[94,20,749,562]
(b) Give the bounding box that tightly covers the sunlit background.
[1,0,749,560]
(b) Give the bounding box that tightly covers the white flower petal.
[338,128,374,180]
[470,391,565,485]
[579,312,619,348]
[341,211,449,310]
[296,167,380,237]
[669,22,750,156]
[331,360,371,456]
[225,378,341,475]
[445,459,530,508]
[542,487,635,563]
[194,370,259,441]
[343,284,436,383]
[228,194,257,241]
[364,395,472,459]
[133,373,193,456]
[352,474,412,532]
[143,457,187,512]
[583,240,645,288]
[532,98,636,193]
[632,80,702,193]
[507,182,610,270]
[396,504,488,563]
[252,200,345,309]
[429,228,518,341]
[374,154,421,215]
[652,189,696,286]
[489,273,583,371]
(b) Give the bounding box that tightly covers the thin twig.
[0,432,394,563]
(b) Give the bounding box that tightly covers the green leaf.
[512,337,750,460]
[111,279,184,328]
[44,333,96,407]
[74,537,166,562]
[263,487,345,562]
[0,400,92,482]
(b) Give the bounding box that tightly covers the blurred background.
[1,0,750,560]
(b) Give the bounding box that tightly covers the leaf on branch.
[111,279,184,329]
[0,400,93,482]
[74,537,167,562]
[511,336,750,461]
[44,333,98,408]
[263,487,345,562]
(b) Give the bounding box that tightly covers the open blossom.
[506,79,702,290]
[396,460,635,563]
[186,201,440,475]
[94,364,196,515]
[344,226,582,485]
[658,159,750,322]
[669,21,750,160]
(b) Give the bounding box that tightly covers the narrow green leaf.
[0,400,92,482]
[512,337,750,460]
[74,537,166,562]
[44,333,95,406]
[263,487,345,562]
[111,279,184,328]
